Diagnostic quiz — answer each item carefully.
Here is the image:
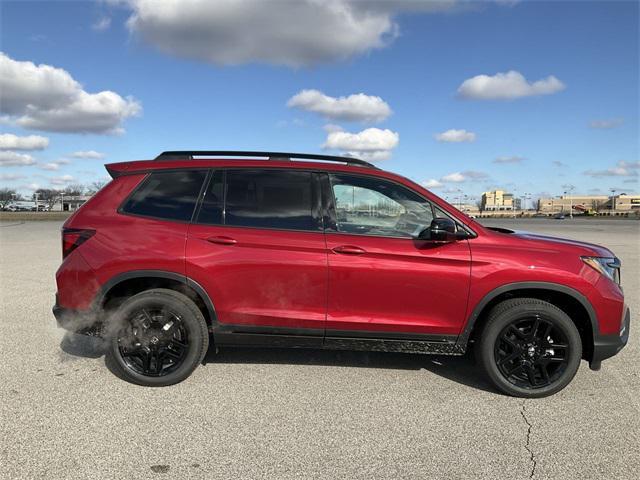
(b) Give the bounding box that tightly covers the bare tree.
[34,188,61,209]
[475,199,484,213]
[63,184,86,196]
[0,188,19,208]
[87,180,107,194]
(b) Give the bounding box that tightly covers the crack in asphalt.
[520,400,537,479]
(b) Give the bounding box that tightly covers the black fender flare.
[455,281,598,349]
[93,270,217,324]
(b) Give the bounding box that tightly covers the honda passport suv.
[53,151,630,397]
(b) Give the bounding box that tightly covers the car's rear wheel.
[105,288,209,386]
[477,298,582,398]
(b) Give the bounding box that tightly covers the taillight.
[62,228,95,259]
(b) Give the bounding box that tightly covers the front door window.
[330,174,434,238]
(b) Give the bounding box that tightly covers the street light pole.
[564,185,575,219]
[520,193,531,215]
[610,188,616,215]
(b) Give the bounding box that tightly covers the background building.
[537,194,640,215]
[51,195,92,212]
[602,194,640,212]
[481,190,515,211]
[537,195,608,215]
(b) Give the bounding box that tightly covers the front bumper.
[589,307,630,370]
[53,300,103,337]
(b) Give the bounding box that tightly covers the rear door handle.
[332,245,366,255]
[206,236,237,246]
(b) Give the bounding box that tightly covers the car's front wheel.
[477,298,582,398]
[105,288,209,386]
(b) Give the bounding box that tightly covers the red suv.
[53,151,629,397]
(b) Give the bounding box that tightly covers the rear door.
[323,173,472,338]
[186,169,328,335]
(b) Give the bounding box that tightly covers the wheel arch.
[94,270,217,328]
[458,282,597,361]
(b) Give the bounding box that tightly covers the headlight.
[581,256,621,284]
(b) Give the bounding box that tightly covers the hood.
[486,227,614,257]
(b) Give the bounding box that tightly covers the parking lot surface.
[1,218,638,480]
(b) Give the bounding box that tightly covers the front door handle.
[332,245,366,255]
[206,236,237,246]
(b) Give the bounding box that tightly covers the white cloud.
[0,151,36,167]
[92,16,112,31]
[0,173,25,181]
[19,182,40,192]
[463,170,489,180]
[71,150,106,159]
[109,1,520,68]
[589,118,624,129]
[441,172,466,183]
[457,70,565,100]
[120,0,488,67]
[287,89,392,123]
[39,162,62,171]
[324,127,399,161]
[275,118,305,128]
[441,171,488,183]
[345,150,394,162]
[0,52,141,134]
[50,174,76,186]
[584,161,640,178]
[552,160,567,167]
[422,179,443,189]
[124,0,396,67]
[493,155,524,164]
[0,133,49,150]
[434,129,476,143]
[323,123,345,133]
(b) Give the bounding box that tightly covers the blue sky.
[0,0,638,203]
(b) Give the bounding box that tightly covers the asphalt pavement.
[1,218,638,479]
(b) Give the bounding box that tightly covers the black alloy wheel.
[494,316,570,389]
[106,289,209,386]
[477,298,582,398]
[117,307,189,377]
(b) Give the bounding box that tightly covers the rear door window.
[121,170,207,221]
[224,170,317,231]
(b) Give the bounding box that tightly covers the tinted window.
[225,170,315,230]
[197,170,224,225]
[330,174,434,237]
[122,170,206,221]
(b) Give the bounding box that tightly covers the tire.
[105,288,209,387]
[476,298,582,398]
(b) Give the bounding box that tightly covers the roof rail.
[154,150,376,168]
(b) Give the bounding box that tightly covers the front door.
[323,173,472,337]
[186,169,328,334]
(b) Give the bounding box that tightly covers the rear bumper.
[53,299,102,337]
[590,307,630,370]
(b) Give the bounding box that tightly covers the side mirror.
[418,217,458,242]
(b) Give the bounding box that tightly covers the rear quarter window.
[121,170,207,221]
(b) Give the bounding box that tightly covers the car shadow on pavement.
[60,332,497,394]
[206,345,497,393]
